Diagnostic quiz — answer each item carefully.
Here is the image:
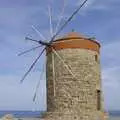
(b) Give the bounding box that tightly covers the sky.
[0,0,120,111]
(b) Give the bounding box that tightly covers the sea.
[0,111,120,119]
[0,111,44,118]
[109,111,120,120]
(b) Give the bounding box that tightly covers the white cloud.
[101,41,120,110]
[101,41,120,67]
[75,0,120,15]
[0,71,46,110]
[0,0,120,111]
[102,66,120,110]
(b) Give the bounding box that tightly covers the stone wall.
[45,48,103,120]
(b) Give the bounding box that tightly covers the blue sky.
[0,0,120,111]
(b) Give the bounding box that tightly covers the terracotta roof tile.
[61,32,86,39]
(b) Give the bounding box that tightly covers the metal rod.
[20,47,46,83]
[33,63,45,102]
[48,5,54,38]
[25,37,39,43]
[25,37,48,46]
[52,52,56,96]
[31,25,47,40]
[55,0,66,34]
[18,45,43,56]
[49,0,88,43]
[52,48,77,80]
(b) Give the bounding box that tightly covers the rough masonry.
[44,32,106,120]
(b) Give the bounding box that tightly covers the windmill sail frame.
[19,0,89,102]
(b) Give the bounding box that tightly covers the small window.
[95,55,98,62]
[97,90,101,110]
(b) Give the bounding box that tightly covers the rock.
[2,114,15,120]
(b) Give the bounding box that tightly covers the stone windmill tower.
[45,32,105,120]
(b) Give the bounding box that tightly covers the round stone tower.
[45,32,104,120]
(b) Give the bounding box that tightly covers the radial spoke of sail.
[20,47,46,83]
[49,0,89,43]
[48,5,54,38]
[52,52,56,96]
[18,45,43,56]
[52,47,77,80]
[31,25,47,41]
[25,37,40,43]
[33,63,45,102]
[54,0,66,34]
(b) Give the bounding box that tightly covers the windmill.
[18,0,107,119]
[18,0,89,102]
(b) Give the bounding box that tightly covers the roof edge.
[54,37,101,48]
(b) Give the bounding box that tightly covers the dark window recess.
[97,90,101,110]
[95,55,98,62]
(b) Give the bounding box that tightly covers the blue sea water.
[0,111,44,118]
[0,111,120,119]
[109,111,120,116]
[109,111,120,120]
